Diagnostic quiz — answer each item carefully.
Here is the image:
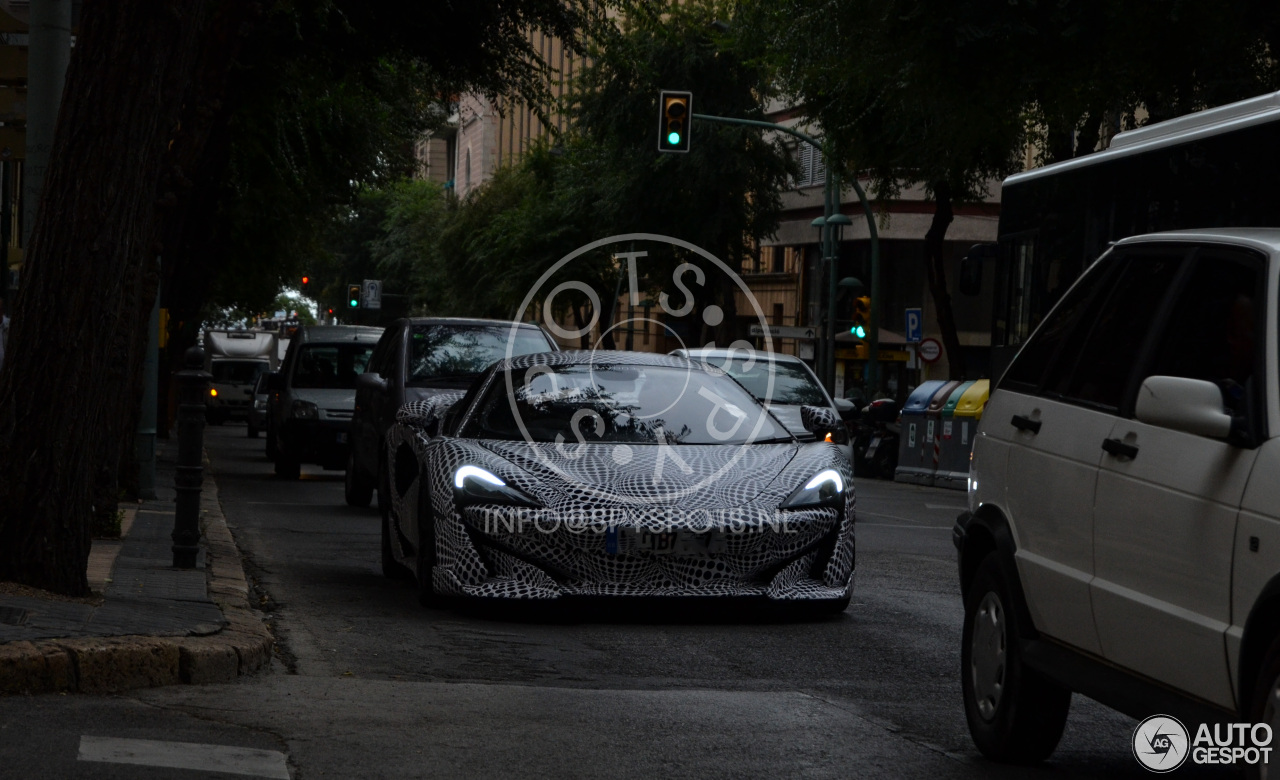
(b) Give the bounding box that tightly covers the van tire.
[961,552,1070,764]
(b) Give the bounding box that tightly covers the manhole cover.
[0,606,28,626]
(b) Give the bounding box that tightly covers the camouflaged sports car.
[378,350,855,612]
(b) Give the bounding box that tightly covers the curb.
[0,463,273,695]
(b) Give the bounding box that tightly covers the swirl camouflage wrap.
[379,350,855,611]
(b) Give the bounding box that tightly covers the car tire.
[274,452,301,480]
[415,482,438,608]
[961,551,1071,764]
[1247,634,1280,780]
[380,504,412,581]
[345,450,374,508]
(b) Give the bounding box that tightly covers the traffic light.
[301,274,311,294]
[347,284,361,309]
[658,91,692,153]
[850,296,870,339]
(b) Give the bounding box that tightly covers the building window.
[773,248,786,274]
[792,142,826,188]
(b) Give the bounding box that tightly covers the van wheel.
[1247,635,1280,780]
[961,552,1071,764]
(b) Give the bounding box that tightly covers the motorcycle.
[853,398,901,480]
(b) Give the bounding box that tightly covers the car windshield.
[701,356,828,406]
[210,360,269,384]
[409,324,550,385]
[291,343,374,389]
[468,363,791,445]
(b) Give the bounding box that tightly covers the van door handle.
[1101,438,1139,459]
[1011,415,1041,434]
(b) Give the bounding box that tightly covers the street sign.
[905,307,923,343]
[749,324,818,339]
[918,337,942,363]
[362,279,382,310]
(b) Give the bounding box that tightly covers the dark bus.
[989,90,1280,377]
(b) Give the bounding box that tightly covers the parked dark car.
[266,324,384,479]
[345,317,558,507]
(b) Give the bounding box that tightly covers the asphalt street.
[0,424,1238,779]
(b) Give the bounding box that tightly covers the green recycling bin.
[934,380,990,490]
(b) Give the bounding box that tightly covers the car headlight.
[780,468,845,509]
[453,465,541,508]
[291,400,318,420]
[254,399,268,410]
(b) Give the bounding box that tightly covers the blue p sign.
[906,308,923,343]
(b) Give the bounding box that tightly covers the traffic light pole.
[690,113,880,396]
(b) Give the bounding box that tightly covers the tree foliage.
[739,0,1280,377]
[334,0,795,347]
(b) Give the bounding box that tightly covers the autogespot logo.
[1132,715,1190,772]
[503,233,782,504]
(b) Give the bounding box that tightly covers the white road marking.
[78,736,289,779]
[924,503,966,510]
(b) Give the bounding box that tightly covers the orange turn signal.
[209,388,218,398]
[824,432,833,443]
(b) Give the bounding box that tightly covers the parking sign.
[905,308,923,343]
[363,279,382,310]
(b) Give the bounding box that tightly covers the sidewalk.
[0,436,273,695]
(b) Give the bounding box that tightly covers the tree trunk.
[924,182,965,380]
[0,0,252,595]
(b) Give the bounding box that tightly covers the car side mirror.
[833,398,857,423]
[358,372,388,392]
[801,405,842,437]
[1135,376,1232,440]
[396,391,467,438]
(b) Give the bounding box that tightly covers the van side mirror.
[1135,376,1232,440]
[959,243,997,296]
[358,372,388,392]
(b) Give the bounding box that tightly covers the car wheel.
[274,452,301,480]
[415,481,438,608]
[961,551,1071,764]
[344,450,374,508]
[1247,634,1280,780]
[380,504,412,581]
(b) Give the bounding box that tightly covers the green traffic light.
[667,131,681,146]
[851,325,866,338]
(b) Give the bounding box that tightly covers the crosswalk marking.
[78,736,290,779]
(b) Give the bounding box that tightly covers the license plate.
[616,529,725,556]
[336,432,347,444]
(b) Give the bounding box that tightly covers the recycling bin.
[934,379,991,490]
[894,380,951,485]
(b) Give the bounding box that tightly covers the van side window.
[999,255,1113,394]
[1044,250,1184,411]
[1142,248,1264,421]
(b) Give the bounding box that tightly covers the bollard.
[173,346,210,568]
